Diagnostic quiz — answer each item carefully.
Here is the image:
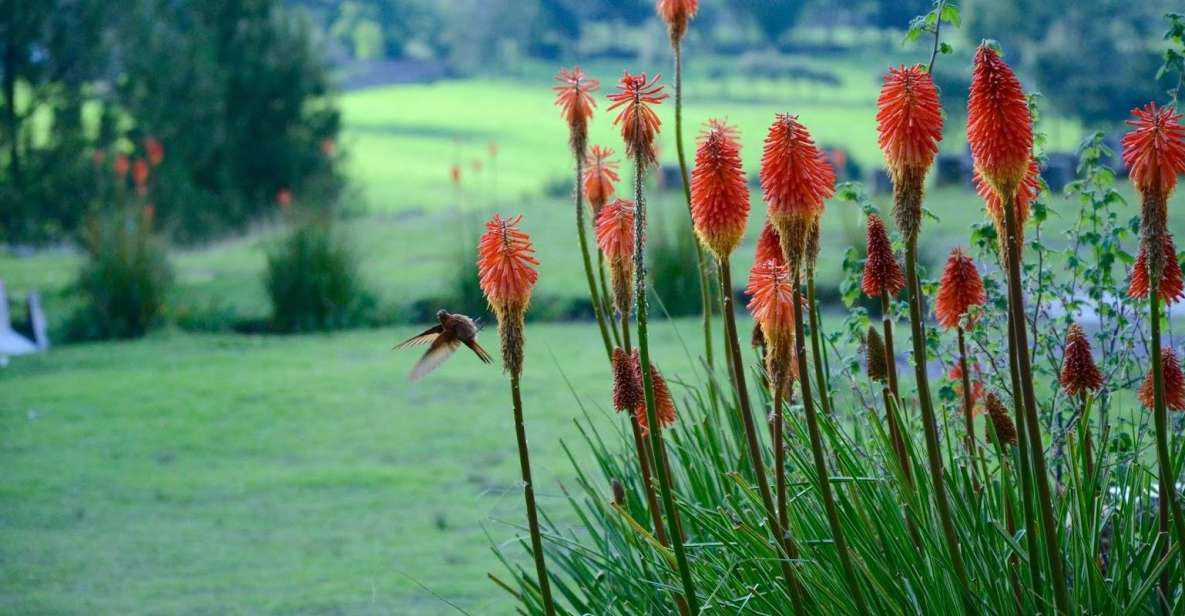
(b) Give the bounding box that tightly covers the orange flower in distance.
[144,136,164,166]
[974,158,1041,244]
[1129,233,1185,305]
[876,65,943,178]
[949,363,985,415]
[1060,324,1103,396]
[450,164,461,186]
[595,198,637,315]
[754,221,785,267]
[934,248,986,330]
[967,43,1033,200]
[607,72,667,167]
[630,350,677,436]
[656,0,698,44]
[760,114,835,271]
[131,158,150,195]
[690,120,749,259]
[584,145,620,214]
[1122,102,1185,199]
[113,153,129,180]
[554,67,599,155]
[1139,348,1185,411]
[861,213,904,298]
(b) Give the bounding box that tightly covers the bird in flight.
[393,310,493,381]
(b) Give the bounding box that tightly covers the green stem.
[903,237,976,612]
[1149,287,1185,592]
[956,327,980,485]
[574,154,613,362]
[1001,200,1070,615]
[880,293,901,401]
[792,276,868,613]
[632,142,700,615]
[989,428,1025,615]
[773,385,788,537]
[510,371,555,616]
[720,258,807,612]
[598,253,621,347]
[806,270,832,415]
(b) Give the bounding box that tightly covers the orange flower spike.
[113,153,129,179]
[1060,324,1103,396]
[631,351,678,435]
[1139,348,1185,411]
[747,259,797,353]
[690,120,749,259]
[583,145,620,214]
[554,67,599,156]
[132,158,150,194]
[934,248,986,330]
[595,199,637,315]
[760,114,835,271]
[144,136,164,167]
[861,213,905,298]
[754,221,786,267]
[1122,102,1185,199]
[876,65,943,178]
[949,363,985,414]
[656,0,698,44]
[967,43,1034,200]
[477,214,540,376]
[1130,233,1185,305]
[607,72,667,168]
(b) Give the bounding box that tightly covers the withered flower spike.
[861,213,905,298]
[1060,324,1103,396]
[985,392,1018,446]
[865,326,887,384]
[612,347,643,413]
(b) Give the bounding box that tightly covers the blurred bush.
[648,218,712,318]
[65,210,173,341]
[264,216,375,332]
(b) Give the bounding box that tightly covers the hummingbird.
[393,310,493,381]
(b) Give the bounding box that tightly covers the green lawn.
[0,319,714,614]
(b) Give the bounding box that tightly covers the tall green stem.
[1149,287,1185,588]
[510,371,555,616]
[956,327,980,484]
[1001,200,1070,614]
[880,293,901,401]
[903,238,976,612]
[574,155,613,362]
[632,143,700,614]
[719,258,807,612]
[806,270,832,415]
[792,276,868,613]
[674,41,717,387]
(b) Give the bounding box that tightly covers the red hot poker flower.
[596,199,637,315]
[1139,348,1185,411]
[949,362,985,415]
[144,136,164,167]
[583,145,620,214]
[934,248,986,330]
[967,43,1033,200]
[478,214,540,376]
[1122,102,1185,199]
[747,259,796,354]
[754,221,785,267]
[1129,233,1185,305]
[113,153,129,180]
[760,114,835,271]
[554,67,599,155]
[975,158,1041,247]
[1060,323,1103,396]
[861,213,905,298]
[630,350,677,436]
[132,159,150,195]
[690,120,749,259]
[607,72,667,168]
[612,348,643,413]
[876,65,943,177]
[656,0,698,44]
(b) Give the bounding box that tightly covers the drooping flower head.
[132,158,150,195]
[1122,103,1185,200]
[755,221,786,267]
[760,114,835,273]
[596,199,637,316]
[950,362,985,416]
[747,258,797,394]
[876,65,943,177]
[861,213,905,298]
[865,325,888,384]
[554,67,599,156]
[1130,233,1184,305]
[1139,348,1185,411]
[1060,324,1103,396]
[984,392,1018,446]
[974,158,1041,252]
[630,350,678,436]
[967,43,1033,203]
[584,145,620,215]
[477,214,540,376]
[656,0,698,45]
[612,348,643,413]
[934,248,986,330]
[690,119,749,259]
[607,72,667,168]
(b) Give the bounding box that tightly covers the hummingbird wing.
[393,325,444,350]
[408,332,460,381]
[462,337,493,364]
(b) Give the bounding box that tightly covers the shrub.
[264,216,374,332]
[66,210,173,340]
[647,216,713,318]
